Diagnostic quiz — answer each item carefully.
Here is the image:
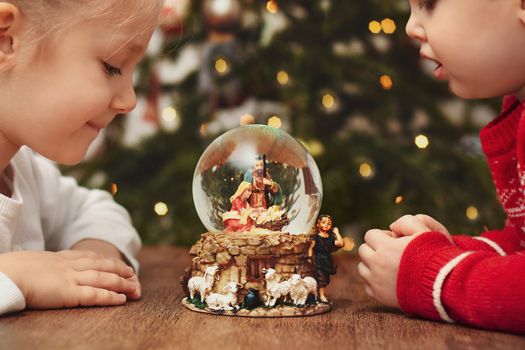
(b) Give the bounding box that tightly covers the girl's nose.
[405,13,427,42]
[111,79,137,114]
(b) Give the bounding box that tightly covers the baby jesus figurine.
[222,180,288,233]
[308,215,344,302]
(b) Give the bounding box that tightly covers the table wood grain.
[1,246,524,350]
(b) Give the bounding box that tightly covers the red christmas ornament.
[159,0,191,36]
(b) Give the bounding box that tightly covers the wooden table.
[1,247,524,350]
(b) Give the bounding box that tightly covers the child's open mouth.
[420,51,445,80]
[434,63,445,80]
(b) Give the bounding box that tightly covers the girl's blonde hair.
[7,0,163,62]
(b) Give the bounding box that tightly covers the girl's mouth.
[420,51,446,80]
[434,63,445,80]
[86,122,102,133]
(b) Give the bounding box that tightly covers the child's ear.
[0,3,21,68]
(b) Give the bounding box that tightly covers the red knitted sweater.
[397,96,525,334]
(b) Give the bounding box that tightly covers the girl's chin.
[448,83,490,100]
[59,158,83,166]
[42,148,88,166]
[448,79,509,100]
[52,156,83,166]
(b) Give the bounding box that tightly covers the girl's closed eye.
[102,62,122,77]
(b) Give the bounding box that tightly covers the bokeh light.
[369,20,381,34]
[215,58,229,74]
[466,206,479,221]
[379,75,393,90]
[155,202,169,216]
[415,134,430,149]
[268,116,282,128]
[381,18,396,34]
[277,70,289,85]
[322,94,335,110]
[359,162,374,178]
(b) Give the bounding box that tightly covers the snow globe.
[180,124,336,317]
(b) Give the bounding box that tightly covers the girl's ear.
[0,3,22,68]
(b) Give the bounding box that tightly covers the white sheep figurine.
[288,274,318,306]
[263,268,292,307]
[187,265,219,303]
[303,276,318,300]
[205,281,242,311]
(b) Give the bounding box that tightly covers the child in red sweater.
[357,0,525,334]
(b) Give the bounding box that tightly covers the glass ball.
[193,125,323,234]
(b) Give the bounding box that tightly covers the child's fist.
[358,229,417,308]
[390,214,452,243]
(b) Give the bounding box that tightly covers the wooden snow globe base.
[180,230,330,317]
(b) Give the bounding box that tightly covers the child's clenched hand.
[358,229,418,308]
[390,214,452,243]
[0,250,137,309]
[358,214,452,307]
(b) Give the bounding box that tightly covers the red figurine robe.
[223,196,254,232]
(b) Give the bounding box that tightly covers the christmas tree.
[68,0,504,247]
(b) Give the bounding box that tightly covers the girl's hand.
[126,273,142,300]
[72,239,141,300]
[357,229,417,308]
[0,250,137,309]
[390,214,452,243]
